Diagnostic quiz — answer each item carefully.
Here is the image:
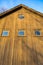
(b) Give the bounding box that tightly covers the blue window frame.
[18,30,24,36]
[2,31,9,36]
[35,30,40,35]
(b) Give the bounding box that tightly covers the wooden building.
[0,4,43,65]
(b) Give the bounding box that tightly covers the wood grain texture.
[0,7,43,65]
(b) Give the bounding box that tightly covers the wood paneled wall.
[0,8,43,65]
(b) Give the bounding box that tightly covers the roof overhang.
[0,4,43,19]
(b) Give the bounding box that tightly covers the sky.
[0,0,43,13]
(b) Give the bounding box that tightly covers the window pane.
[35,31,40,35]
[18,30,24,36]
[2,31,9,36]
[19,14,24,19]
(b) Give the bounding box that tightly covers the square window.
[2,31,9,36]
[18,30,25,36]
[35,30,40,35]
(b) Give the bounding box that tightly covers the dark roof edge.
[0,4,43,18]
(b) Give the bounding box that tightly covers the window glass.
[35,30,40,35]
[19,14,24,19]
[2,31,9,36]
[18,30,24,36]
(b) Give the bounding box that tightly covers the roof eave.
[0,4,43,18]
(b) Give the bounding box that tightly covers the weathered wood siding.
[0,7,43,65]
